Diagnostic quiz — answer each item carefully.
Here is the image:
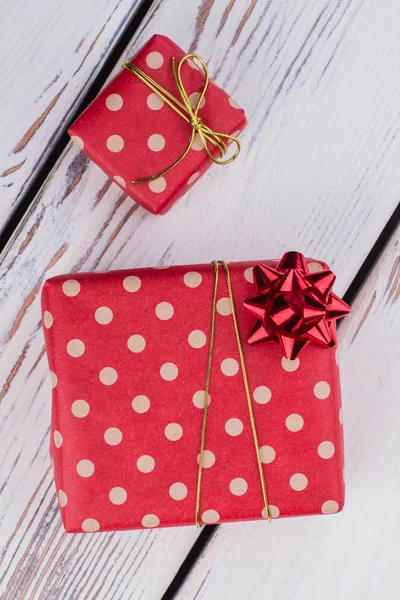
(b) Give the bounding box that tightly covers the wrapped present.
[41,252,350,533]
[68,34,247,215]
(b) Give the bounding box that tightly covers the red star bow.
[244,251,350,360]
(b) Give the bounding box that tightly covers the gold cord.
[195,261,271,527]
[122,54,241,184]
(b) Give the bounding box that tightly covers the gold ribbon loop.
[195,261,271,528]
[122,54,241,184]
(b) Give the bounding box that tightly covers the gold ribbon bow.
[195,261,271,527]
[122,54,241,184]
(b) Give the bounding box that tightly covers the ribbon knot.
[123,54,241,184]
[190,115,203,130]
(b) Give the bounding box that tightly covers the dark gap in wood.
[161,203,400,600]
[343,202,400,305]
[161,525,217,600]
[0,0,156,256]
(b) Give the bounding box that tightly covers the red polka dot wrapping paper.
[42,259,345,533]
[67,34,247,215]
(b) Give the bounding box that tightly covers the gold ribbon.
[122,54,241,184]
[195,261,271,527]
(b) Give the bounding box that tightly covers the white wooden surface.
[0,0,143,230]
[1,0,400,598]
[177,226,400,600]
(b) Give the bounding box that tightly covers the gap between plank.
[0,0,157,256]
[161,201,400,600]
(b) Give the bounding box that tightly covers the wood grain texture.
[176,226,400,600]
[0,0,143,231]
[1,0,400,598]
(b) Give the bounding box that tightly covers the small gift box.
[42,253,349,533]
[68,34,247,215]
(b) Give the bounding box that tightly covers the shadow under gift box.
[42,259,345,533]
[68,34,247,215]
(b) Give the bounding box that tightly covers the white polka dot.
[169,482,188,500]
[259,445,276,464]
[71,399,90,418]
[127,334,146,353]
[228,97,241,109]
[67,339,85,358]
[123,275,141,292]
[197,450,215,468]
[165,423,183,441]
[58,490,68,507]
[95,306,113,325]
[281,357,300,372]
[232,129,241,138]
[113,176,126,188]
[221,358,239,376]
[184,271,202,288]
[191,133,204,151]
[147,133,165,152]
[225,418,243,436]
[318,441,335,459]
[43,311,53,329]
[253,386,272,404]
[104,428,122,446]
[187,172,200,185]
[189,92,206,109]
[229,478,248,496]
[137,455,155,473]
[71,135,84,150]
[76,459,95,478]
[335,348,339,366]
[106,134,124,152]
[148,177,166,193]
[285,414,304,432]
[188,330,206,348]
[262,505,280,519]
[146,51,164,69]
[82,518,100,532]
[192,390,211,409]
[244,267,254,283]
[321,500,339,514]
[50,371,58,388]
[290,473,308,491]
[202,509,220,524]
[216,297,231,316]
[109,487,127,505]
[54,430,63,448]
[147,92,164,110]
[99,367,118,385]
[106,93,123,111]
[141,514,160,528]
[339,407,343,425]
[314,381,331,399]
[62,279,80,297]
[308,261,323,273]
[155,302,174,320]
[160,362,178,381]
[132,395,150,414]
[269,505,280,518]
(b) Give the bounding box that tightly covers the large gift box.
[68,34,247,215]
[42,253,349,533]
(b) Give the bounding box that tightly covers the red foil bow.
[244,251,350,360]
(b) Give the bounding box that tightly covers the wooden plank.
[1,1,400,598]
[0,0,144,231]
[176,225,400,600]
